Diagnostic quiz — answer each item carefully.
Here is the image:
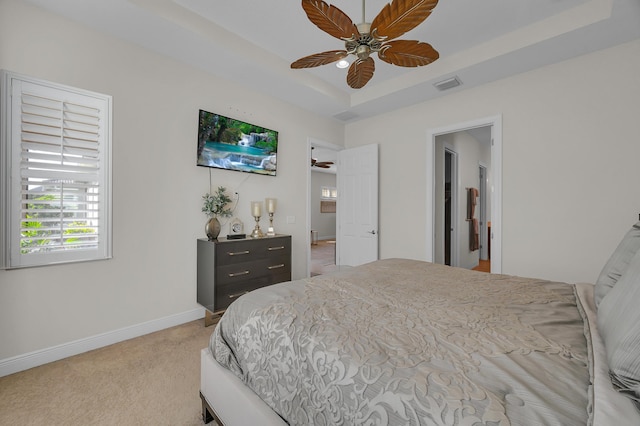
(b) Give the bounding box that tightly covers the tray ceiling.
[25,0,640,121]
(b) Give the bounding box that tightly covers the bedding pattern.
[211,259,591,425]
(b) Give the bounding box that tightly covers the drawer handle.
[228,270,250,277]
[228,291,249,299]
[228,250,250,256]
[268,246,285,251]
[268,264,285,270]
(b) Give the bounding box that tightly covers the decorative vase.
[205,217,221,241]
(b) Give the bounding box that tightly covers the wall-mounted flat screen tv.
[197,109,278,176]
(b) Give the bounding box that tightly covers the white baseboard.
[0,307,205,378]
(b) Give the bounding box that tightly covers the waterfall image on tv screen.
[197,109,278,176]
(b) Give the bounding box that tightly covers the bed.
[200,225,640,425]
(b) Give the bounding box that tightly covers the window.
[1,71,112,269]
[321,186,337,200]
[320,186,337,213]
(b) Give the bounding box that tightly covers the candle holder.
[265,198,277,236]
[250,201,264,238]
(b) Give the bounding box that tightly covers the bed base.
[200,348,287,426]
[200,391,221,425]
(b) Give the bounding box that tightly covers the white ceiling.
[25,0,640,122]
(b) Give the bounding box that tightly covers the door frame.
[444,146,458,267]
[426,115,502,273]
[307,137,342,277]
[478,163,488,261]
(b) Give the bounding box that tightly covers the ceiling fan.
[311,147,335,168]
[291,0,440,89]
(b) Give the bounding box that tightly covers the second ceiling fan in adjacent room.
[311,147,335,168]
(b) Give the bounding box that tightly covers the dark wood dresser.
[197,235,291,325]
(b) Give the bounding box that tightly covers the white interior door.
[336,144,379,266]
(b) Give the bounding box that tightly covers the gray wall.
[0,0,344,365]
[310,171,337,240]
[345,38,640,284]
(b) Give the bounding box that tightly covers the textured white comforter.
[211,258,591,425]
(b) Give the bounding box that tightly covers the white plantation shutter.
[1,71,112,268]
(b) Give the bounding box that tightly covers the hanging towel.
[467,188,479,220]
[470,218,480,251]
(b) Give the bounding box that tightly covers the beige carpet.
[0,319,216,426]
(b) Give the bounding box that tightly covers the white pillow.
[595,221,640,307]
[597,248,640,405]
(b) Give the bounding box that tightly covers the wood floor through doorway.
[473,260,491,273]
[310,240,337,276]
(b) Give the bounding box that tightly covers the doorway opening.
[426,115,502,273]
[307,138,340,277]
[307,141,380,276]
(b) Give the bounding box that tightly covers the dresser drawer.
[216,257,289,285]
[215,276,281,311]
[216,238,290,265]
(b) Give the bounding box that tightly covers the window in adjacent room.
[320,186,337,213]
[1,71,112,269]
[321,186,337,200]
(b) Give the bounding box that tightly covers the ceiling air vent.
[333,111,359,122]
[433,76,462,91]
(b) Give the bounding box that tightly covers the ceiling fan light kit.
[291,0,440,89]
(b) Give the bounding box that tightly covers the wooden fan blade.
[291,50,349,69]
[371,0,439,41]
[378,40,439,67]
[301,0,359,40]
[311,159,333,168]
[347,57,375,89]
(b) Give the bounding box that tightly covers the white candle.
[266,198,277,213]
[251,201,262,217]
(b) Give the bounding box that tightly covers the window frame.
[1,71,112,269]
